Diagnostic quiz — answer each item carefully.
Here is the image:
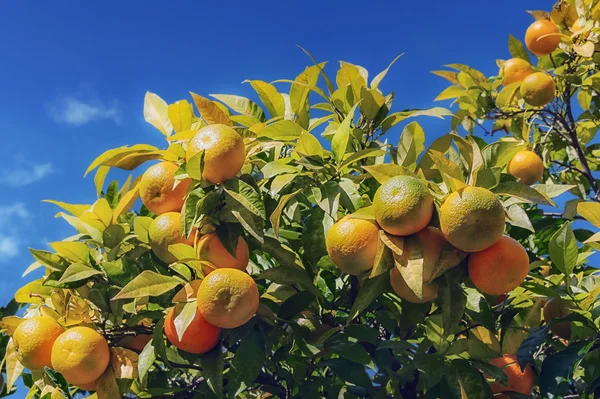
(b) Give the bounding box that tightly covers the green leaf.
[340,148,387,169]
[492,182,555,206]
[312,181,341,218]
[549,222,578,275]
[223,178,265,218]
[232,326,265,384]
[270,189,302,237]
[482,140,525,168]
[348,273,389,321]
[508,34,531,63]
[245,80,285,118]
[381,107,453,132]
[397,121,425,169]
[58,263,102,284]
[578,202,600,228]
[137,340,156,382]
[144,91,173,136]
[438,272,467,337]
[394,235,425,300]
[28,249,68,271]
[359,87,386,120]
[332,105,358,165]
[202,345,224,398]
[516,324,550,369]
[278,290,315,320]
[295,131,325,158]
[112,270,181,300]
[446,360,494,399]
[210,94,266,122]
[506,204,534,232]
[173,302,197,342]
[261,162,299,179]
[49,241,90,264]
[257,265,321,298]
[540,340,593,397]
[190,92,232,126]
[362,164,415,184]
[371,54,404,89]
[323,358,373,388]
[257,120,304,141]
[133,217,152,245]
[496,82,521,108]
[435,86,465,101]
[533,184,576,199]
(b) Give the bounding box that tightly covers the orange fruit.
[543,298,572,340]
[501,58,534,86]
[77,382,96,391]
[186,124,246,184]
[13,316,64,370]
[439,187,505,253]
[164,307,220,354]
[197,268,259,329]
[525,19,561,55]
[139,162,192,215]
[373,176,433,236]
[468,236,529,295]
[148,212,197,264]
[325,216,380,275]
[520,72,555,107]
[508,150,544,185]
[197,233,249,276]
[51,326,110,386]
[390,267,439,304]
[118,334,152,353]
[489,354,535,398]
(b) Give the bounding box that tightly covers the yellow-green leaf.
[5,339,24,392]
[112,182,141,223]
[112,270,181,300]
[80,198,113,231]
[96,363,120,399]
[577,202,600,228]
[211,94,266,122]
[58,263,102,284]
[496,82,521,108]
[133,216,153,244]
[14,279,52,304]
[270,189,302,237]
[94,166,110,197]
[371,54,404,90]
[173,302,198,341]
[258,120,304,141]
[362,164,416,184]
[50,241,90,264]
[43,200,90,217]
[168,243,197,262]
[168,100,193,133]
[0,316,23,336]
[85,144,159,176]
[144,91,173,137]
[295,131,325,158]
[393,235,424,300]
[435,86,465,101]
[190,92,232,126]
[336,62,367,99]
[359,87,386,120]
[245,80,285,118]
[332,105,358,165]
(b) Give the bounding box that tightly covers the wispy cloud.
[49,96,121,126]
[0,163,54,187]
[0,203,30,262]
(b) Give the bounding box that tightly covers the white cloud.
[49,96,121,126]
[0,235,19,259]
[0,163,54,187]
[0,203,30,262]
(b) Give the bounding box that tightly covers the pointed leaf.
[112,270,181,300]
[190,92,232,126]
[549,222,578,275]
[144,92,173,136]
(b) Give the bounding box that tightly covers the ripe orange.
[51,326,110,386]
[148,212,197,264]
[439,187,505,253]
[525,19,561,55]
[468,236,529,295]
[373,176,433,236]
[164,306,220,354]
[77,381,96,391]
[543,298,572,340]
[501,58,534,86]
[508,150,544,185]
[12,316,64,370]
[197,233,249,276]
[489,355,535,398]
[197,268,259,329]
[118,334,152,353]
[186,124,246,184]
[325,216,380,275]
[390,267,439,304]
[139,162,192,215]
[520,72,555,107]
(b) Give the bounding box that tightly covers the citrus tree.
[1,1,600,397]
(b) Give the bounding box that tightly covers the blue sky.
[0,0,556,306]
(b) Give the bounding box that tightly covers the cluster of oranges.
[501,18,561,108]
[139,124,259,354]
